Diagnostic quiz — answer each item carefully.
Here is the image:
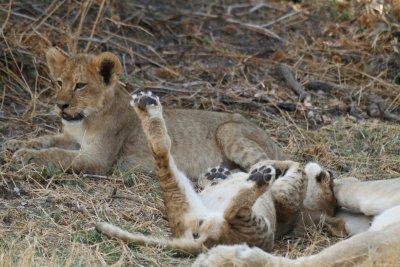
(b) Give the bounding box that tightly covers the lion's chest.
[63,121,89,149]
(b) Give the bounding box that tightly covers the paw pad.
[201,166,231,186]
[248,164,276,187]
[130,91,160,110]
[204,167,231,181]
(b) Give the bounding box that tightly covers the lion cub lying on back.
[194,177,400,266]
[96,92,343,254]
[3,48,285,178]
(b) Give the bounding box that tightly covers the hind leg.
[216,123,286,172]
[131,92,205,236]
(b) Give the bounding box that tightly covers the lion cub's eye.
[56,80,62,87]
[75,83,87,91]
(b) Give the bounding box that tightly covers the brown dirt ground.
[1,0,400,266]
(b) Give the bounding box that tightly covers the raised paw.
[247,164,276,187]
[3,139,27,153]
[130,91,160,109]
[12,149,40,165]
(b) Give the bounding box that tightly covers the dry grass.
[1,0,400,266]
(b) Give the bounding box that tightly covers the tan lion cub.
[194,178,400,267]
[95,92,342,254]
[3,48,285,177]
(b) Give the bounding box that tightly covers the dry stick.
[306,79,353,93]
[19,0,65,44]
[0,36,32,98]
[249,3,275,13]
[0,0,12,33]
[0,9,65,34]
[72,0,93,54]
[276,63,310,101]
[262,10,301,28]
[367,103,400,123]
[82,173,113,180]
[357,70,400,111]
[106,18,154,36]
[107,39,179,77]
[226,3,285,16]
[85,0,106,52]
[192,12,281,41]
[306,80,371,121]
[225,18,282,40]
[104,30,166,63]
[348,103,363,122]
[226,4,256,15]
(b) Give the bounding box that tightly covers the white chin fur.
[304,162,322,178]
[62,119,83,125]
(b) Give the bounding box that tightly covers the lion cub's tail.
[95,222,204,255]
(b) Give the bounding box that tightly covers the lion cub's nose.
[57,103,70,110]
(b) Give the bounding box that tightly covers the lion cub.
[96,92,342,254]
[4,48,285,177]
[194,178,400,266]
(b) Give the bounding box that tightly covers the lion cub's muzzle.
[56,103,85,122]
[61,111,85,122]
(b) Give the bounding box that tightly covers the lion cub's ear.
[315,171,333,184]
[46,47,67,80]
[91,52,122,86]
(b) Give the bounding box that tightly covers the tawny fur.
[95,92,343,254]
[194,177,400,267]
[3,49,285,177]
[96,92,280,253]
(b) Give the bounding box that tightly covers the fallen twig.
[226,3,282,16]
[225,18,282,41]
[276,63,310,101]
[367,103,400,123]
[262,10,301,28]
[348,103,363,122]
[305,79,354,93]
[276,102,297,112]
[81,173,113,180]
[192,12,282,41]
[307,110,323,129]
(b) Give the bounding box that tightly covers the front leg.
[12,148,78,169]
[3,134,79,152]
[223,163,277,250]
[265,160,304,238]
[131,92,206,237]
[12,147,111,175]
[224,163,277,220]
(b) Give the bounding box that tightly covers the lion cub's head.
[46,48,122,123]
[303,162,337,216]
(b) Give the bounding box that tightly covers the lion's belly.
[200,172,250,212]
